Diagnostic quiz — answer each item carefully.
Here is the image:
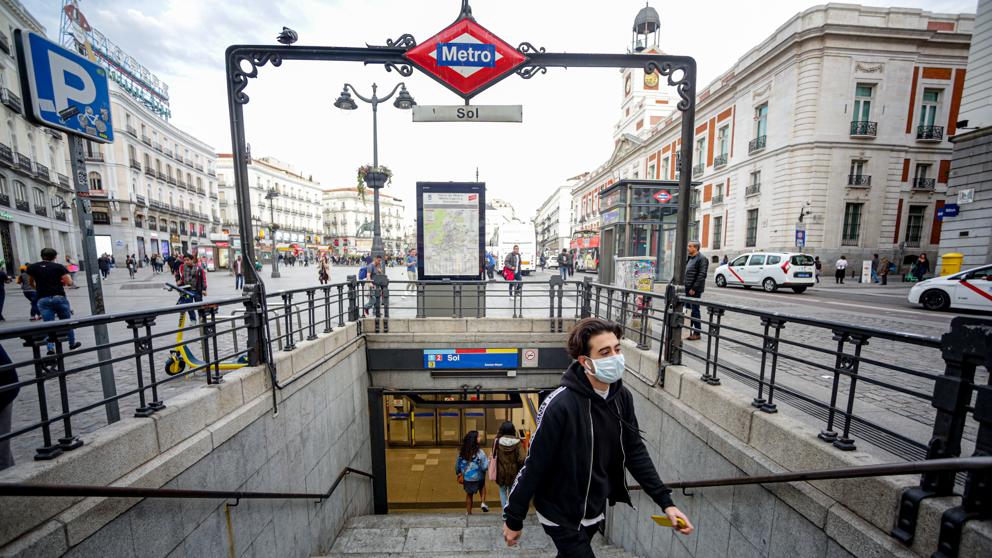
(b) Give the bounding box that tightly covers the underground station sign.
[424,348,519,369]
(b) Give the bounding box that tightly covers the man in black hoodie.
[503,318,693,556]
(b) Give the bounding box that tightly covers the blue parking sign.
[15,30,113,143]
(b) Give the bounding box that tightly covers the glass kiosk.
[597,180,684,285]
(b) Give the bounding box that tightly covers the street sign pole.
[68,134,119,423]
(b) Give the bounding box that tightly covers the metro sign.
[653,190,672,203]
[405,17,527,99]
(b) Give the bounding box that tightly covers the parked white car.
[713,252,816,293]
[908,264,992,311]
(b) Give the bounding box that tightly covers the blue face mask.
[584,353,625,384]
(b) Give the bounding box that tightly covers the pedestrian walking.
[456,430,490,515]
[835,256,848,284]
[318,257,329,285]
[485,251,496,280]
[879,256,890,286]
[405,249,417,292]
[64,256,80,287]
[0,265,7,321]
[178,253,207,322]
[27,248,82,355]
[502,318,692,553]
[17,265,41,321]
[97,254,111,280]
[557,249,569,281]
[0,343,18,470]
[914,254,930,281]
[233,255,244,290]
[362,255,385,316]
[684,240,707,341]
[126,255,137,279]
[871,254,880,284]
[492,421,526,511]
[504,245,523,296]
[814,256,822,284]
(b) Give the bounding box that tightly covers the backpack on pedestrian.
[358,265,368,281]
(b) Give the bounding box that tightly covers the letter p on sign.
[15,29,114,143]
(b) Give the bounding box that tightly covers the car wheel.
[921,289,950,311]
[762,278,778,292]
[791,286,807,294]
[715,275,727,288]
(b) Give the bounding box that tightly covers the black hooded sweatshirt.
[504,361,675,532]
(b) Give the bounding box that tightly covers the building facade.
[534,184,573,256]
[82,83,218,264]
[939,0,992,269]
[572,4,974,275]
[0,0,77,274]
[322,187,405,257]
[217,155,324,262]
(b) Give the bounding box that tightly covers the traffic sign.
[412,104,522,122]
[15,30,113,143]
[653,190,672,203]
[943,204,959,217]
[404,17,527,99]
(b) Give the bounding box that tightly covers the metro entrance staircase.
[317,513,639,557]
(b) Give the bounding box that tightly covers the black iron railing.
[913,177,936,190]
[748,135,766,154]
[745,183,760,196]
[850,121,877,136]
[15,153,32,173]
[57,174,70,190]
[0,143,13,166]
[917,125,944,141]
[713,153,727,168]
[711,193,724,205]
[848,174,871,186]
[14,200,29,212]
[0,194,8,207]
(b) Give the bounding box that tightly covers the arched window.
[32,187,46,208]
[13,180,27,203]
[88,171,102,190]
[0,175,8,201]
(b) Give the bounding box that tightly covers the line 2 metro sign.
[14,30,113,143]
[404,16,527,99]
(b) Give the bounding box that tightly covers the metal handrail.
[0,466,373,503]
[628,456,992,491]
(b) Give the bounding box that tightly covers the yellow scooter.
[163,283,250,376]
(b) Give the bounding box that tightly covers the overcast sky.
[25,0,976,223]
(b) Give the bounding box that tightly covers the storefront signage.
[423,348,519,369]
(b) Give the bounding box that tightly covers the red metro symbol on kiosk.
[653,190,672,203]
[404,16,527,99]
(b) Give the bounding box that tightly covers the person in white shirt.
[834,256,848,284]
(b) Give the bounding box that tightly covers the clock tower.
[614,3,676,142]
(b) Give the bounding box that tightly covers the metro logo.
[437,43,496,67]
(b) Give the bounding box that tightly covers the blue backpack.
[358,266,368,280]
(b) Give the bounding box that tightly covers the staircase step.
[318,514,639,558]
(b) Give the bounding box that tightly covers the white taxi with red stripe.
[714,252,816,294]
[908,264,992,311]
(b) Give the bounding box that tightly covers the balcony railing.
[913,177,936,190]
[144,168,155,178]
[713,153,728,168]
[692,163,704,176]
[54,211,67,222]
[157,171,168,181]
[850,121,877,137]
[141,135,151,145]
[848,174,871,186]
[153,142,163,152]
[745,183,760,197]
[14,153,33,174]
[905,238,921,248]
[34,206,47,217]
[34,163,49,181]
[0,194,9,206]
[84,152,104,162]
[195,164,204,172]
[57,174,70,190]
[1,88,23,113]
[135,194,146,205]
[207,169,217,177]
[130,159,141,170]
[126,126,137,138]
[167,176,177,185]
[711,193,724,205]
[0,143,12,167]
[748,135,766,154]
[15,200,29,212]
[917,125,944,142]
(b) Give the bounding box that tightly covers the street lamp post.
[263,189,281,278]
[334,82,416,258]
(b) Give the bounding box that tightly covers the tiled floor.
[387,447,497,511]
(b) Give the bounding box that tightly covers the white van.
[491,222,537,276]
[713,252,816,293]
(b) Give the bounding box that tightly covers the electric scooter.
[163,283,250,375]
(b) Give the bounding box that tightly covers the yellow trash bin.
[940,253,963,276]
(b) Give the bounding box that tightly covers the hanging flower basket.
[356,165,393,200]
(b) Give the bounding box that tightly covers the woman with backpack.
[490,421,526,512]
[16,265,41,321]
[455,430,490,515]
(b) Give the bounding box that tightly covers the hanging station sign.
[404,16,527,99]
